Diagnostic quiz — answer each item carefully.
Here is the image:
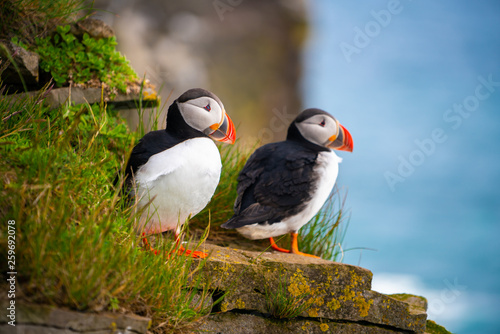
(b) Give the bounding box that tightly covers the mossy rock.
[195,243,428,333]
[425,320,453,334]
[390,293,428,313]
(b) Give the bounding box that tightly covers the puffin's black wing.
[222,141,318,229]
[120,130,182,186]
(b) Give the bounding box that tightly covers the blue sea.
[302,1,500,332]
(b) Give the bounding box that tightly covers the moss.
[390,293,427,313]
[426,320,453,334]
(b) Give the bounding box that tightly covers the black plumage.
[223,141,322,229]
[222,118,328,230]
[123,101,206,182]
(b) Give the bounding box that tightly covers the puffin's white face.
[178,96,225,135]
[295,113,353,152]
[296,114,339,147]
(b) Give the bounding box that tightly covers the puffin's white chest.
[237,150,342,239]
[134,137,221,234]
[286,151,342,230]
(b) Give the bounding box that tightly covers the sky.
[302,1,500,332]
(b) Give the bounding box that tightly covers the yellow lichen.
[288,269,311,297]
[314,296,324,306]
[332,272,374,317]
[235,298,246,309]
[326,298,341,311]
[301,321,311,331]
[142,90,157,101]
[339,286,355,301]
[307,307,319,317]
[220,301,228,312]
[325,273,333,286]
[319,323,329,332]
[353,293,373,317]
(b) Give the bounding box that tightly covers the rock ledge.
[196,243,428,334]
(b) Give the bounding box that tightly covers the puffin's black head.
[166,88,235,144]
[287,108,353,152]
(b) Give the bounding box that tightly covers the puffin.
[221,108,352,258]
[123,88,235,258]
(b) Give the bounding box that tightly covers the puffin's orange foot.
[142,233,160,255]
[289,232,321,258]
[269,237,290,253]
[269,234,322,258]
[290,250,321,258]
[176,245,208,259]
[141,233,208,258]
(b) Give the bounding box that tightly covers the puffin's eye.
[320,119,326,127]
[204,104,211,112]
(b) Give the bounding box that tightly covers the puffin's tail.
[220,216,237,229]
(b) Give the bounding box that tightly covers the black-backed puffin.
[221,108,352,258]
[123,88,235,258]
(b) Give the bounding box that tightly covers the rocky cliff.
[5,243,453,334]
[197,244,429,334]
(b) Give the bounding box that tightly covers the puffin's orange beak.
[327,123,353,152]
[208,112,236,144]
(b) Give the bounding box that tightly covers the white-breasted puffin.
[221,108,352,258]
[123,88,235,258]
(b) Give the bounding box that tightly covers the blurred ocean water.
[302,1,500,332]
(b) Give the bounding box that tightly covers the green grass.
[0,0,93,45]
[0,81,216,332]
[426,320,453,334]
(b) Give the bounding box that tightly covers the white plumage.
[133,137,222,235]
